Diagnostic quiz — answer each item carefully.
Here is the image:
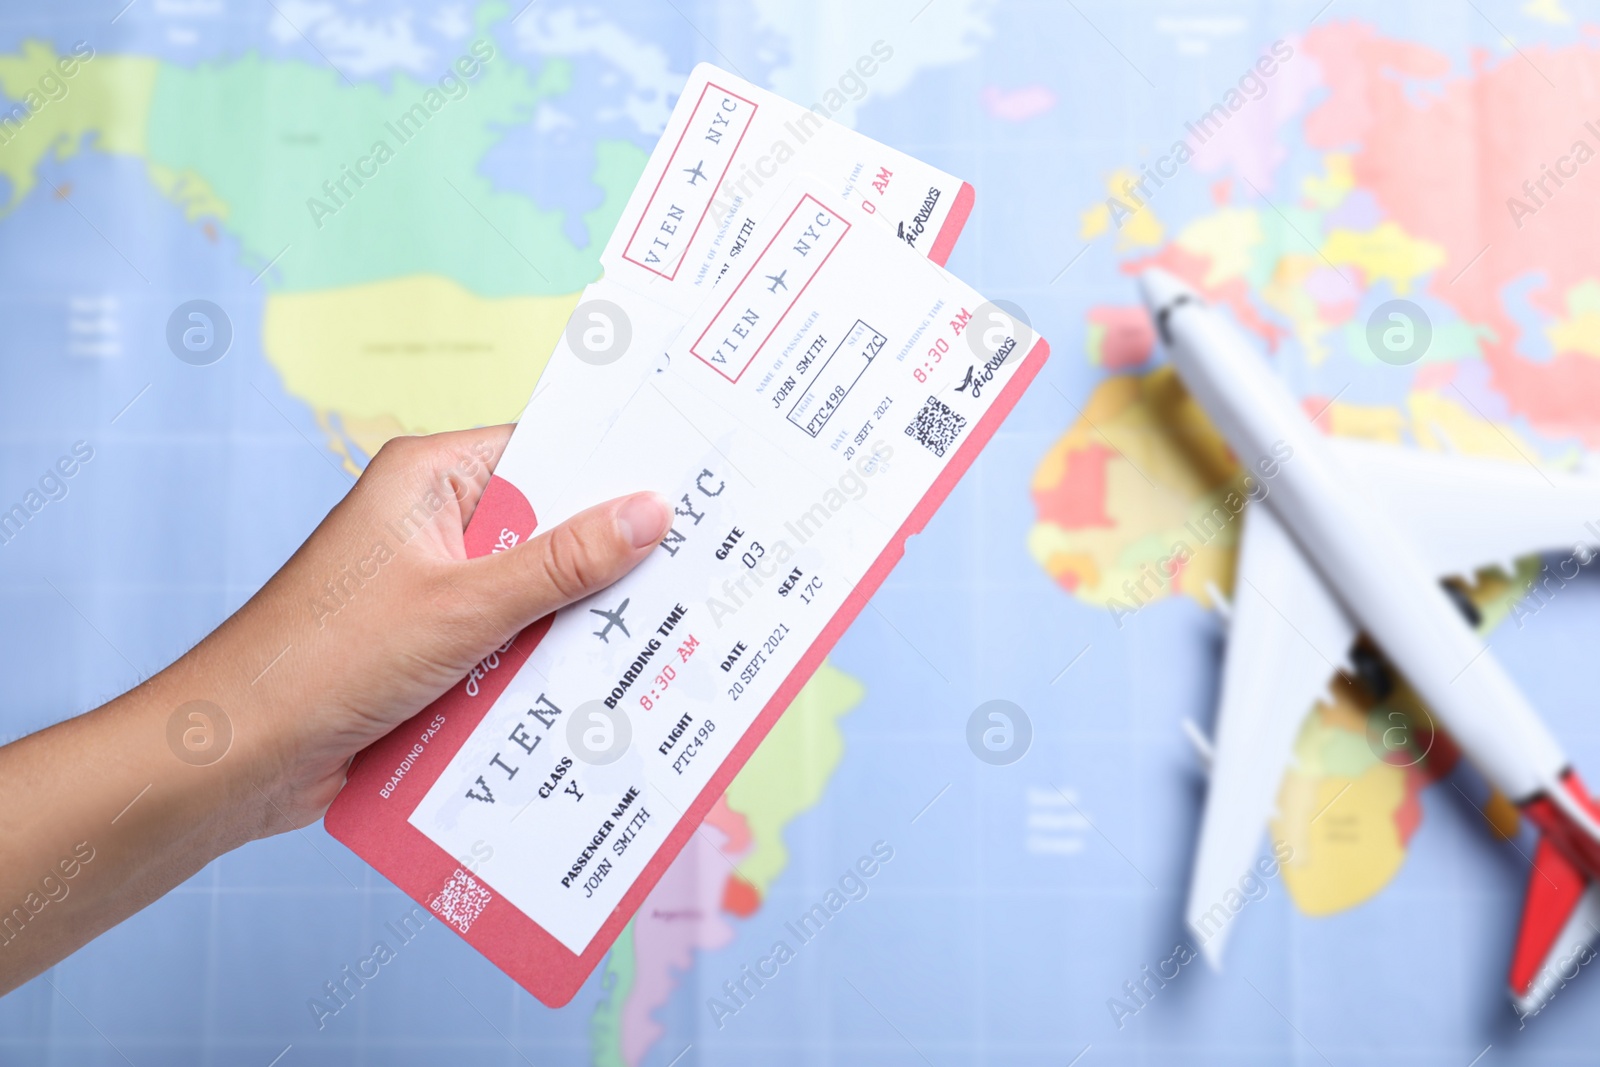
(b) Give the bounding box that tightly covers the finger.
[359,426,515,529]
[453,491,671,640]
[418,425,514,520]
[419,424,515,474]
[426,424,514,528]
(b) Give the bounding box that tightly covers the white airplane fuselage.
[1144,271,1568,805]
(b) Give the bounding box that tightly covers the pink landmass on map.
[1089,305,1156,369]
[1188,35,1323,192]
[1125,244,1288,350]
[1304,266,1357,313]
[1031,443,1115,529]
[704,794,752,854]
[1303,22,1600,444]
[1301,395,1337,432]
[980,84,1058,122]
[1395,766,1428,847]
[1412,362,1457,392]
[1446,359,1517,418]
[620,831,743,1066]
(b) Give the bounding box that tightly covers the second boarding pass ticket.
[604,62,972,287]
[402,177,1048,954]
[528,61,975,406]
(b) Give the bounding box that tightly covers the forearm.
[0,638,279,993]
[0,427,666,993]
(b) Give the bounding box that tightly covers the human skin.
[0,425,669,993]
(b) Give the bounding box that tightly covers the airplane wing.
[1329,437,1600,579]
[1294,439,1600,1006]
[1191,438,1600,976]
[1187,502,1356,964]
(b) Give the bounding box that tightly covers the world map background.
[6,0,1600,1063]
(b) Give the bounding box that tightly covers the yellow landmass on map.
[1079,168,1165,250]
[1277,762,1408,916]
[1176,208,1261,288]
[1524,0,1572,24]
[1257,164,1365,365]
[1322,221,1447,295]
[262,275,578,468]
[144,162,227,224]
[0,43,230,242]
[1302,154,1354,211]
[1269,562,1536,914]
[1027,367,1239,610]
[0,43,158,214]
[1322,398,1407,442]
[1546,279,1600,358]
[1407,390,1547,459]
[1270,675,1418,917]
[723,662,863,893]
[1264,253,1339,364]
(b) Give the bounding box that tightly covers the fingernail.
[616,492,670,549]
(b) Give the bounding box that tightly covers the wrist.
[147,619,313,845]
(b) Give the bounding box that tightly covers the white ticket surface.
[406,179,1042,952]
[529,61,974,408]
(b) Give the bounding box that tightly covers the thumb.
[455,491,672,643]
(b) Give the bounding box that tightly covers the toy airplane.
[1140,267,1600,1015]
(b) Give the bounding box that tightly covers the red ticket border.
[928,182,975,267]
[689,193,851,384]
[620,81,759,282]
[326,332,1051,1008]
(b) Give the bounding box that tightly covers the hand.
[0,425,669,993]
[219,425,670,827]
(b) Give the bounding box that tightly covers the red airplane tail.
[1510,771,1600,1014]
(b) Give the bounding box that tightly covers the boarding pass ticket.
[527,61,974,406]
[325,118,1040,1015]
[601,62,971,285]
[327,174,1049,1005]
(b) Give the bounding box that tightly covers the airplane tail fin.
[1510,771,1600,1017]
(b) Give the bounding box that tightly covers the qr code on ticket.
[904,395,967,457]
[429,868,491,933]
